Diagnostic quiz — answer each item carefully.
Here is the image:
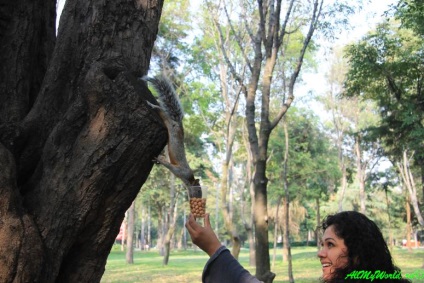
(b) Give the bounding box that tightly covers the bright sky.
[346,0,397,40]
[296,0,397,113]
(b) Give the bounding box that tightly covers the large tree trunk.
[252,160,275,283]
[0,0,165,282]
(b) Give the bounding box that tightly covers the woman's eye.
[327,242,334,248]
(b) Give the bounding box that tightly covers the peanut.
[189,197,207,217]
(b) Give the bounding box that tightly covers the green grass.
[101,245,424,283]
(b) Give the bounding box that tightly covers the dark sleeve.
[202,246,263,283]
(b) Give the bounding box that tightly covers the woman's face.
[317,225,349,281]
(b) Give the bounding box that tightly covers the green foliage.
[151,0,192,72]
[394,0,424,36]
[268,107,341,202]
[344,19,424,167]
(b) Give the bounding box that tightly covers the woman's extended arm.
[185,214,262,283]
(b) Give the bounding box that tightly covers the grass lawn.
[101,245,424,283]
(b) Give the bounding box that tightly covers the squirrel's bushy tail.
[143,75,184,123]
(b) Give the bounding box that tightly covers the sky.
[339,0,397,42]
[297,0,397,116]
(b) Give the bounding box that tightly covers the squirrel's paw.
[154,155,167,165]
[146,100,161,110]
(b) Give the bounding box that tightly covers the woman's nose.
[317,248,326,258]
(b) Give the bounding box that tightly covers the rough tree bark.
[0,0,165,282]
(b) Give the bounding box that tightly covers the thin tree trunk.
[283,198,294,283]
[163,175,178,265]
[355,136,366,214]
[307,230,312,246]
[121,219,126,252]
[177,209,187,250]
[397,151,424,226]
[272,197,282,269]
[221,163,242,259]
[148,203,152,250]
[248,218,256,267]
[217,56,242,259]
[126,201,135,264]
[316,198,321,250]
[338,164,347,212]
[141,207,146,250]
[157,207,164,256]
[183,209,187,250]
[421,163,424,204]
[385,190,393,248]
[242,125,256,266]
[406,198,412,252]
[282,119,294,283]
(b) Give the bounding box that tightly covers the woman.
[318,211,411,282]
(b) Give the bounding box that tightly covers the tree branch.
[271,0,323,130]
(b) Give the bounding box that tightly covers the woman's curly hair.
[320,211,410,283]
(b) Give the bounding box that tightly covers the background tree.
[394,0,424,36]
[320,47,354,212]
[205,1,325,281]
[281,118,294,283]
[162,175,180,265]
[200,1,362,281]
[192,0,247,259]
[351,100,382,214]
[126,201,136,264]
[0,0,165,282]
[344,18,424,225]
[268,107,340,281]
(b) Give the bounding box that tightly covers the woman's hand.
[185,213,222,257]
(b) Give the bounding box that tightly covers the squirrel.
[143,75,200,188]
